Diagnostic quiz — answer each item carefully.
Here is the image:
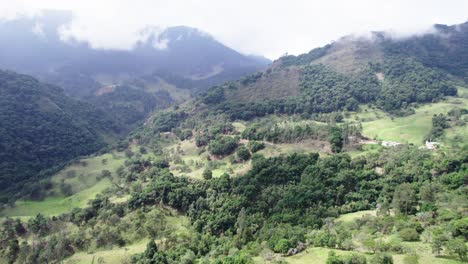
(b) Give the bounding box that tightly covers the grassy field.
[49,151,126,194]
[336,210,376,222]
[259,140,329,158]
[0,151,127,218]
[253,248,362,264]
[260,247,465,264]
[0,178,112,218]
[351,94,468,145]
[64,239,149,264]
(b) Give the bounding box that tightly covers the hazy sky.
[1,0,467,59]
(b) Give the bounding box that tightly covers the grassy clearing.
[0,151,129,218]
[233,121,246,133]
[164,139,252,179]
[336,210,376,222]
[443,122,468,150]
[50,151,125,195]
[347,144,383,157]
[64,239,149,264]
[263,246,464,264]
[253,248,361,264]
[0,178,112,218]
[259,140,329,158]
[391,241,465,264]
[352,95,468,145]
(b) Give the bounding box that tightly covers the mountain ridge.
[0,10,270,98]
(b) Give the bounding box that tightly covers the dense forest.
[89,85,174,128]
[0,71,121,202]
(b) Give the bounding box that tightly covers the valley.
[0,12,467,264]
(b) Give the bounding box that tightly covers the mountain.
[0,70,121,202]
[280,21,468,78]
[0,10,270,98]
[195,22,468,120]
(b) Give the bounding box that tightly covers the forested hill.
[280,21,468,78]
[196,21,467,120]
[0,70,120,202]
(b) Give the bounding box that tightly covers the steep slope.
[0,70,120,201]
[281,21,468,78]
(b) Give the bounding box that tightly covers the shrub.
[237,145,251,161]
[398,228,419,242]
[451,217,468,239]
[370,253,393,264]
[403,253,419,264]
[208,136,239,156]
[273,239,291,254]
[101,170,112,178]
[346,254,367,264]
[139,146,147,154]
[202,168,213,180]
[248,141,265,153]
[326,251,344,264]
[446,238,467,261]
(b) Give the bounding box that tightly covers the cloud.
[1,0,467,59]
[31,22,45,37]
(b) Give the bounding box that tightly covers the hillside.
[0,70,120,202]
[199,22,468,120]
[0,20,467,264]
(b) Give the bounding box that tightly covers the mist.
[1,0,467,59]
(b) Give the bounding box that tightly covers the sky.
[1,0,467,59]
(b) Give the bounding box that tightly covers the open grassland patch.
[354,94,468,145]
[336,210,376,222]
[64,239,149,264]
[0,178,112,218]
[50,151,125,194]
[259,140,330,158]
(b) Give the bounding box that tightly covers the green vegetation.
[205,56,456,121]
[1,20,468,264]
[90,85,173,127]
[208,136,239,156]
[0,70,122,203]
[353,94,468,145]
[0,178,112,218]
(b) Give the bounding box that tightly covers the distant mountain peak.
[0,12,270,97]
